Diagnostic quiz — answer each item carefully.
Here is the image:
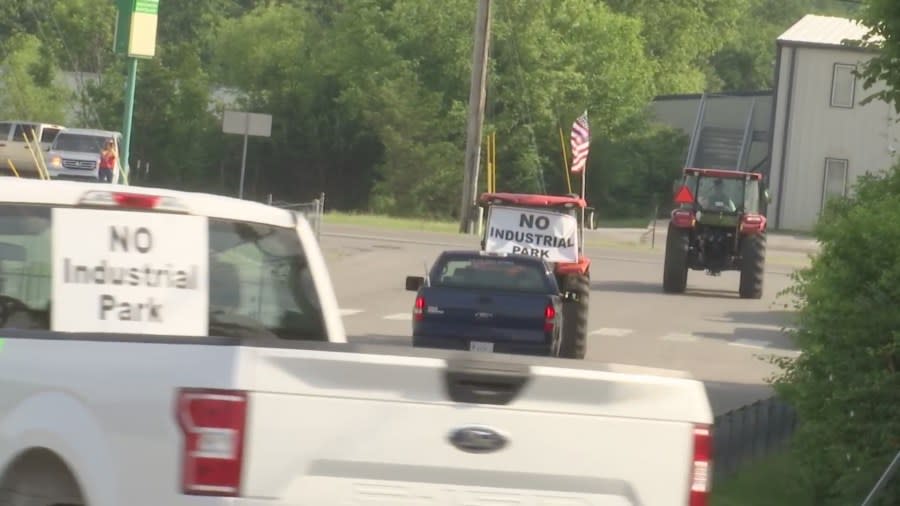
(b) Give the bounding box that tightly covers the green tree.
[486,0,655,196]
[856,0,900,112]
[210,0,655,215]
[710,0,860,91]
[213,1,388,206]
[604,0,748,94]
[591,117,689,218]
[0,33,68,123]
[772,165,900,505]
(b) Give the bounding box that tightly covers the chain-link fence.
[712,396,798,484]
[267,193,325,240]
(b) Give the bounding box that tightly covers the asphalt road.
[320,224,806,415]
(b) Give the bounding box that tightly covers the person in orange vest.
[98,139,116,183]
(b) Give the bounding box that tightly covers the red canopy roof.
[478,192,588,209]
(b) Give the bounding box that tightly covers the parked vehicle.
[0,179,715,506]
[46,128,128,184]
[405,250,576,356]
[0,120,63,177]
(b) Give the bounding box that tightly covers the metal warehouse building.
[768,14,899,231]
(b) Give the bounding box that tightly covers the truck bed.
[0,330,713,506]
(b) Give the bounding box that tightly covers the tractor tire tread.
[560,273,589,360]
[663,224,689,293]
[739,232,766,299]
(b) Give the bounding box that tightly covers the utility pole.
[458,0,492,233]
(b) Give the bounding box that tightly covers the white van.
[0,121,64,177]
[46,128,128,184]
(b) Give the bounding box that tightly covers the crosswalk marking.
[589,327,634,337]
[660,332,700,343]
[335,308,803,354]
[383,313,412,321]
[729,338,771,349]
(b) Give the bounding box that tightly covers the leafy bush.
[771,165,900,506]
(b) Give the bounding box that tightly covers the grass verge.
[325,211,458,233]
[711,449,813,506]
[324,211,651,232]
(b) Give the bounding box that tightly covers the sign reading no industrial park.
[484,206,579,263]
[51,208,209,336]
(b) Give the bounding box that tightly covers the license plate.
[469,341,494,352]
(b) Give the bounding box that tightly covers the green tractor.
[477,192,590,359]
[663,168,770,299]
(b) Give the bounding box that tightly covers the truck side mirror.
[764,189,772,204]
[405,275,424,291]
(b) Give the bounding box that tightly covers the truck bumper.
[412,334,554,356]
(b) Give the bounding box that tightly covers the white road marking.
[383,313,412,321]
[589,327,634,337]
[771,349,803,358]
[660,332,700,343]
[339,309,365,316]
[729,338,771,349]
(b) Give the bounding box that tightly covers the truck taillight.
[413,295,425,321]
[544,303,556,333]
[689,425,712,506]
[176,388,248,496]
[78,190,189,213]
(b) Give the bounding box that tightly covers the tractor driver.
[701,178,736,212]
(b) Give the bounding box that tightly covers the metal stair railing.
[685,92,707,168]
[860,450,900,506]
[736,97,757,170]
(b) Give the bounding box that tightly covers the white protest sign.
[484,205,579,263]
[51,208,209,336]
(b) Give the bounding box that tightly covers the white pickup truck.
[0,178,715,506]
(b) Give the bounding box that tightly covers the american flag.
[570,110,590,173]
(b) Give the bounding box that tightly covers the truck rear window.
[0,204,326,340]
[431,256,553,294]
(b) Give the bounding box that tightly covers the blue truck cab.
[405,250,578,356]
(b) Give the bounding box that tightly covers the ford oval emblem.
[448,426,508,453]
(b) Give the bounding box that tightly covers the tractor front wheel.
[559,272,589,359]
[663,224,689,293]
[739,233,766,299]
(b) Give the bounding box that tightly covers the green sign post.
[114,0,160,184]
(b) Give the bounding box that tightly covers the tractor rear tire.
[559,272,589,360]
[739,233,766,299]
[663,224,689,293]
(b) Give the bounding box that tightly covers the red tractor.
[477,192,590,359]
[663,168,769,298]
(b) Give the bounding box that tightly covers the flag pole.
[580,111,589,253]
[558,124,572,194]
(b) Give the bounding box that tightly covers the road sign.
[114,0,159,58]
[223,111,273,137]
[222,111,273,199]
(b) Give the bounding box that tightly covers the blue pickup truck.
[405,250,578,356]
